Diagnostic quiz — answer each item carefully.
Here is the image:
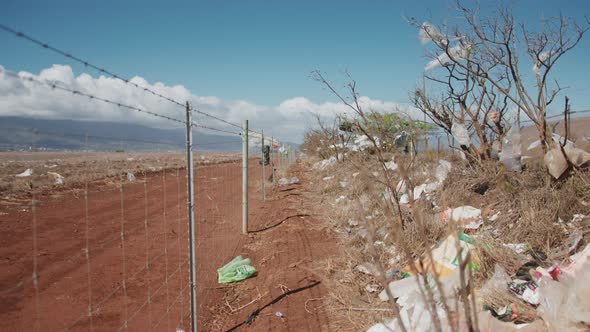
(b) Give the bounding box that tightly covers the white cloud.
[0,64,419,143]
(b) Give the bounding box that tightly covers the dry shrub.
[438,158,590,252]
[473,235,524,286]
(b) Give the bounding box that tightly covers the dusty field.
[0,151,240,209]
[0,152,335,331]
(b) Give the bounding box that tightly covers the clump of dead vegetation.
[301,34,590,329]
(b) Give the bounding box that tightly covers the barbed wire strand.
[0,68,186,124]
[0,23,262,133]
[0,24,185,107]
[1,67,248,136]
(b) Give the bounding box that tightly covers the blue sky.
[1,0,589,141]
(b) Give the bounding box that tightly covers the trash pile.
[303,149,590,332]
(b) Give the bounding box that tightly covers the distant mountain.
[0,116,242,152]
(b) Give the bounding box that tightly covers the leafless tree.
[414,1,589,153]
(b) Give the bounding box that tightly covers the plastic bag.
[499,125,522,172]
[217,256,256,283]
[451,123,472,146]
[435,160,452,183]
[127,171,136,182]
[544,148,568,179]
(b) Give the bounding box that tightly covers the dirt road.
[0,158,336,331]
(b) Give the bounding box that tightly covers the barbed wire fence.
[0,24,295,332]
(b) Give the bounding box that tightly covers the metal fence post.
[271,136,276,188]
[261,130,265,201]
[185,102,198,332]
[242,120,248,234]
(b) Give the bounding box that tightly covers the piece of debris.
[275,311,284,318]
[127,171,136,182]
[217,256,256,284]
[365,283,380,293]
[16,169,33,177]
[355,263,380,276]
[348,219,359,227]
[435,160,452,183]
[323,176,334,181]
[335,195,347,204]
[504,243,527,254]
[440,206,483,229]
[47,172,64,185]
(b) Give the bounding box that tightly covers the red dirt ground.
[0,157,336,331]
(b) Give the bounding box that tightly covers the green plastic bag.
[217,255,256,283]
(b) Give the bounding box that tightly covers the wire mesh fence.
[0,122,296,331]
[0,23,301,331]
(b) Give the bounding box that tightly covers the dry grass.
[0,151,246,209]
[304,147,590,328]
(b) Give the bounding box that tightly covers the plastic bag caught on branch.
[499,125,522,172]
[451,122,472,147]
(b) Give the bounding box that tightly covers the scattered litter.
[176,328,186,332]
[543,146,590,179]
[499,125,522,172]
[488,211,500,222]
[339,181,349,188]
[544,148,568,179]
[355,263,380,276]
[15,169,33,177]
[509,279,539,305]
[399,194,409,204]
[314,156,337,169]
[126,158,134,161]
[278,177,299,186]
[356,228,368,239]
[537,258,590,330]
[435,160,452,183]
[396,180,408,193]
[504,243,527,254]
[44,164,58,169]
[352,172,360,178]
[385,158,398,171]
[451,122,472,146]
[127,172,136,182]
[217,256,256,283]
[440,206,483,229]
[365,284,380,293]
[479,264,511,299]
[47,172,64,185]
[552,231,583,258]
[404,232,478,277]
[323,176,334,181]
[335,195,347,204]
[572,214,586,223]
[275,311,284,318]
[496,303,522,321]
[348,219,359,227]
